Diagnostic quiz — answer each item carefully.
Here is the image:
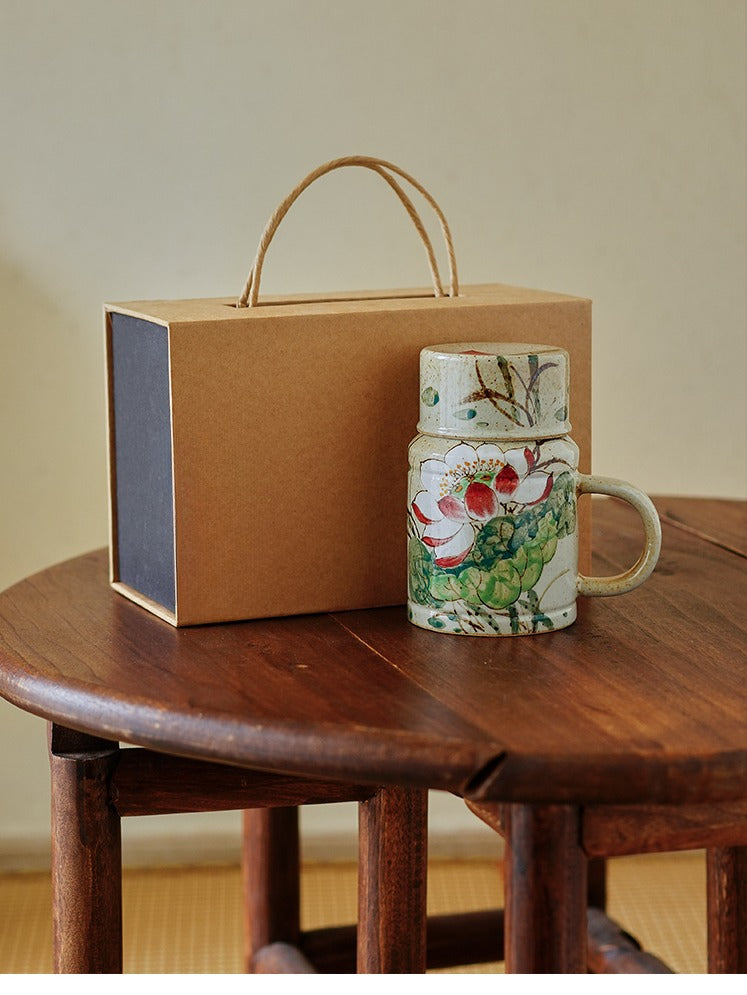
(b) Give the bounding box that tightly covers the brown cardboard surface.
[108,282,589,324]
[105,284,592,625]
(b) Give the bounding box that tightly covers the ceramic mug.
[407,343,662,636]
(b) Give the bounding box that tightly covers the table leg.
[357,786,428,973]
[242,807,300,972]
[48,724,122,973]
[707,846,747,973]
[504,803,587,973]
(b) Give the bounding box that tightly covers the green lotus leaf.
[540,534,558,563]
[456,566,483,606]
[520,542,545,590]
[478,560,522,609]
[535,514,554,543]
[475,516,515,568]
[481,515,515,544]
[511,545,528,576]
[408,538,433,606]
[548,471,577,538]
[508,508,541,552]
[429,572,461,604]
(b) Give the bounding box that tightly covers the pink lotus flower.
[412,442,553,568]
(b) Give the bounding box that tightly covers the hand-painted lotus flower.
[411,442,553,568]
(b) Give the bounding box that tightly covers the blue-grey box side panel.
[110,313,176,613]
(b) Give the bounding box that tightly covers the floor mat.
[0,852,706,973]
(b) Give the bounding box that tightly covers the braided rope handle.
[237,155,459,307]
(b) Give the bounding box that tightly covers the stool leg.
[587,858,607,909]
[357,786,428,973]
[242,807,300,971]
[49,725,122,973]
[707,846,747,973]
[504,803,587,973]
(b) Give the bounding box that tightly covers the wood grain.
[110,749,374,816]
[299,909,505,973]
[654,495,746,558]
[0,549,495,794]
[243,808,300,972]
[466,798,609,909]
[298,907,677,973]
[503,804,587,973]
[0,497,745,807]
[50,729,122,973]
[583,799,747,857]
[7,497,741,977]
[337,501,747,804]
[357,787,428,973]
[707,846,747,973]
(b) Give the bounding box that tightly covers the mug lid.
[418,342,570,440]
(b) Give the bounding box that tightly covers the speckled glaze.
[407,343,661,636]
[417,342,571,440]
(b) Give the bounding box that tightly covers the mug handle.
[576,475,662,597]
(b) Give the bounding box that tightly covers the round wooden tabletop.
[0,497,745,806]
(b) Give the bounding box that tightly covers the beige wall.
[1,1,745,864]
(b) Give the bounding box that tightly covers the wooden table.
[0,496,745,973]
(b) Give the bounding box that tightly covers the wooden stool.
[49,724,432,973]
[467,799,747,973]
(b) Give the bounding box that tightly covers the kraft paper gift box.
[104,158,592,626]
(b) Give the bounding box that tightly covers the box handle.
[236,155,459,307]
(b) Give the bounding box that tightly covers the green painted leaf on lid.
[421,386,439,406]
[454,407,477,420]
